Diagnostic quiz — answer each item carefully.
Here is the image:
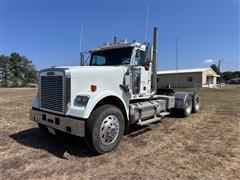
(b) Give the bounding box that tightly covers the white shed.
[157,68,220,88]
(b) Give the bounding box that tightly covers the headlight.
[75,95,89,106]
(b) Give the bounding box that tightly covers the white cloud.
[203,59,214,64]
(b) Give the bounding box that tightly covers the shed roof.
[157,68,216,75]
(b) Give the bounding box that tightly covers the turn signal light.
[91,85,97,92]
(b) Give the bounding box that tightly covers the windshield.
[89,47,133,66]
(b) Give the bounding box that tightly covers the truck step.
[159,112,170,117]
[138,117,161,126]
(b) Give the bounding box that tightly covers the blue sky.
[1,0,239,71]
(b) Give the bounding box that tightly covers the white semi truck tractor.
[30,27,200,154]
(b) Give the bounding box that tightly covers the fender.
[67,90,130,119]
[173,92,191,109]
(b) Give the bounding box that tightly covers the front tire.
[85,105,125,154]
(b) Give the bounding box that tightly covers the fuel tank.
[129,99,166,124]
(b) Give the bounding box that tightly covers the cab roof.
[89,41,146,52]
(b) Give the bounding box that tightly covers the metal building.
[157,68,220,88]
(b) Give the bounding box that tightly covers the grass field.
[1,86,240,179]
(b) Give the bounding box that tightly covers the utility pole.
[218,59,223,73]
[218,59,223,83]
[175,37,179,88]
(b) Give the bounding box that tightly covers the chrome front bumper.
[30,109,85,137]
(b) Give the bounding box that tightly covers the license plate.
[47,127,56,135]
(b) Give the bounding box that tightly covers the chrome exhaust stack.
[151,27,158,97]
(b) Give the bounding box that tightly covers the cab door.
[132,49,151,97]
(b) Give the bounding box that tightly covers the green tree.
[0,52,37,87]
[210,64,220,75]
[222,71,240,82]
[0,55,10,86]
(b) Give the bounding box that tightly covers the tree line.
[210,64,240,83]
[0,52,38,87]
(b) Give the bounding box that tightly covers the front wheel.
[85,105,125,154]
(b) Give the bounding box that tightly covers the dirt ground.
[0,86,240,179]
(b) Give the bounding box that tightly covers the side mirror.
[144,43,152,65]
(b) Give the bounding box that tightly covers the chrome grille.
[40,76,64,113]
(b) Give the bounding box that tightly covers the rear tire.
[192,94,200,113]
[182,94,192,117]
[85,105,124,154]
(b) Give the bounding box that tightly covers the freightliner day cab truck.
[30,27,200,154]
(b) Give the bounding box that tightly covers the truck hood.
[56,65,128,100]
[57,65,127,75]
